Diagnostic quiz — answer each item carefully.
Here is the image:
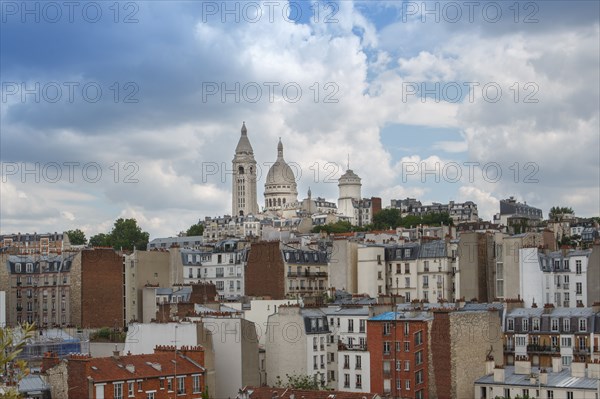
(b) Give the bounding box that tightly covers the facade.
[265,306,331,387]
[502,305,600,368]
[61,345,206,399]
[2,252,76,327]
[0,232,69,255]
[587,243,600,305]
[180,244,247,301]
[367,311,431,398]
[390,199,479,223]
[146,235,204,250]
[324,306,372,392]
[520,248,592,308]
[245,241,286,299]
[237,387,381,399]
[494,197,543,230]
[232,122,259,217]
[283,248,329,298]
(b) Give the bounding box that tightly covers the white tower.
[338,168,362,223]
[232,122,259,216]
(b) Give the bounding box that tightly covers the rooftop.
[475,365,599,390]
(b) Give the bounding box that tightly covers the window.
[137,381,142,392]
[516,336,527,346]
[395,341,401,352]
[547,390,554,399]
[416,370,423,384]
[576,282,582,295]
[561,355,572,366]
[383,322,391,335]
[348,319,354,332]
[26,263,33,273]
[522,319,529,331]
[415,350,423,365]
[563,318,570,332]
[383,342,391,355]
[344,373,350,388]
[355,374,362,389]
[576,260,582,274]
[15,263,21,273]
[359,319,366,333]
[415,331,423,346]
[405,379,411,390]
[396,360,401,371]
[128,382,134,397]
[343,355,350,369]
[507,318,514,331]
[192,375,201,393]
[405,277,410,288]
[405,341,410,352]
[504,388,511,398]
[114,383,123,399]
[532,318,540,331]
[404,322,410,335]
[561,337,572,348]
[551,318,559,332]
[356,355,362,370]
[567,391,574,399]
[167,378,173,392]
[405,263,410,274]
[579,318,587,331]
[404,360,410,371]
[159,379,164,390]
[146,393,155,399]
[177,376,185,394]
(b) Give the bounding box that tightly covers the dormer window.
[507,318,514,331]
[579,318,587,332]
[532,318,540,331]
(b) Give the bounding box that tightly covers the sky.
[1,0,599,239]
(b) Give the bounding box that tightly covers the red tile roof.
[71,351,205,382]
[240,387,381,399]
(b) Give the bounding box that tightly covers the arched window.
[277,198,282,207]
[283,198,286,205]
[238,166,245,174]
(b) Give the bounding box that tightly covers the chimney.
[485,358,495,375]
[539,369,548,385]
[514,357,531,375]
[587,362,600,379]
[493,366,505,383]
[552,356,562,373]
[571,361,586,377]
[41,351,60,372]
[112,344,120,359]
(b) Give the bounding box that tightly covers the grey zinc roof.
[18,375,50,394]
[475,366,600,390]
[322,306,370,317]
[418,240,447,258]
[370,311,433,321]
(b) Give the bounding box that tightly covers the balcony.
[422,283,429,289]
[526,344,560,353]
[503,345,514,352]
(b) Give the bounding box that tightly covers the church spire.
[277,137,284,160]
[241,121,247,135]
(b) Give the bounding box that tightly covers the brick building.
[55,345,206,399]
[79,249,124,328]
[368,311,430,398]
[245,241,285,299]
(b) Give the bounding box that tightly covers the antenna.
[347,154,350,170]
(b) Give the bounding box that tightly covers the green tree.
[186,223,204,237]
[109,218,150,251]
[89,233,111,247]
[1,323,36,398]
[372,208,402,229]
[311,221,353,234]
[548,206,574,221]
[274,373,325,390]
[65,229,87,245]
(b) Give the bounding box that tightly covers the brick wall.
[245,241,285,299]
[81,249,124,328]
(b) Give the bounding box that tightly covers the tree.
[274,374,325,390]
[311,221,353,234]
[89,233,111,247]
[65,229,87,245]
[186,223,204,237]
[0,323,36,398]
[548,206,574,221]
[372,208,402,229]
[109,218,150,251]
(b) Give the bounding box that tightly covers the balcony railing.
[526,344,560,353]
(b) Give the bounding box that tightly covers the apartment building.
[390,199,479,223]
[502,305,600,367]
[0,232,69,255]
[283,248,329,297]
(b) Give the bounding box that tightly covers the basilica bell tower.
[232,122,259,216]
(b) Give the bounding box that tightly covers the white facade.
[264,139,298,213]
[325,307,371,392]
[519,248,590,308]
[357,245,386,298]
[181,249,246,300]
